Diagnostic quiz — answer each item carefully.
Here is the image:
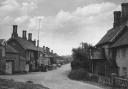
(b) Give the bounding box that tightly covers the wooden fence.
[89,73,128,89]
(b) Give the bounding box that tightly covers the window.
[2,47,5,57]
[0,49,2,58]
[12,42,16,46]
[122,48,126,57]
[122,67,127,77]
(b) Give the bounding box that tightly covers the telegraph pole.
[37,18,41,47]
[37,18,41,69]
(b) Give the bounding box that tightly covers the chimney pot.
[113,11,121,28]
[121,3,128,22]
[22,30,27,39]
[46,47,50,54]
[51,50,53,53]
[33,39,36,46]
[28,33,32,41]
[12,25,18,38]
[43,46,45,51]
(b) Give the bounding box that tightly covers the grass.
[0,78,49,89]
[68,68,90,81]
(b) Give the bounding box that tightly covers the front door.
[5,62,12,74]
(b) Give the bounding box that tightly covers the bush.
[68,68,90,81]
[90,74,99,82]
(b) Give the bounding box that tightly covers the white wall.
[116,47,128,77]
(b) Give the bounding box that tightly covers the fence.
[114,77,128,88]
[89,73,128,89]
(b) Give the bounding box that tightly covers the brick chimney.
[46,47,50,54]
[121,3,128,22]
[33,39,36,46]
[43,46,45,51]
[113,11,121,28]
[22,30,27,39]
[28,33,32,41]
[12,25,18,38]
[51,50,53,54]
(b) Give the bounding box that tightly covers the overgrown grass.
[68,68,90,81]
[0,78,49,89]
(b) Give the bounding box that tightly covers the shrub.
[90,74,99,82]
[68,68,90,81]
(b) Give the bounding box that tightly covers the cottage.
[0,39,25,74]
[90,48,105,75]
[95,3,128,78]
[0,39,6,74]
[7,25,38,72]
[38,46,51,67]
[6,44,27,73]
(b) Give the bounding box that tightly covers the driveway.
[0,64,104,89]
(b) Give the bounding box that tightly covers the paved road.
[0,64,104,89]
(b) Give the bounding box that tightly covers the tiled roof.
[8,37,38,51]
[6,45,19,53]
[0,39,6,46]
[111,28,128,47]
[0,39,4,44]
[16,37,38,51]
[38,47,44,53]
[96,23,126,46]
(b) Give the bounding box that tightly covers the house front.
[95,3,128,78]
[0,39,24,74]
[7,25,38,72]
[111,28,128,78]
[0,39,6,74]
[90,48,106,75]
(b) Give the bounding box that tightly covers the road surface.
[0,64,104,89]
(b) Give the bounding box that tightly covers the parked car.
[57,63,61,67]
[48,65,53,70]
[40,64,48,72]
[52,64,57,69]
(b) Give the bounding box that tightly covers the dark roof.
[0,39,6,46]
[0,39,4,44]
[6,45,19,53]
[96,23,126,46]
[111,29,128,47]
[8,37,38,51]
[38,47,44,53]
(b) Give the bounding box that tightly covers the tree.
[71,43,93,72]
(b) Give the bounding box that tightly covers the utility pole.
[37,18,41,69]
[37,18,41,47]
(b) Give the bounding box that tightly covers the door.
[5,62,12,74]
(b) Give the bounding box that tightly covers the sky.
[0,0,126,55]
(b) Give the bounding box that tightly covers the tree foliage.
[71,43,93,72]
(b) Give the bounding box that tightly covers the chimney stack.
[37,40,39,47]
[12,25,18,38]
[43,46,45,51]
[51,50,53,54]
[113,11,121,28]
[121,3,128,22]
[46,47,50,54]
[22,30,27,39]
[28,33,32,41]
[33,39,36,46]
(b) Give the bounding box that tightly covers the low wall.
[89,73,128,89]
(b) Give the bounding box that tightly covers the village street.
[0,64,104,89]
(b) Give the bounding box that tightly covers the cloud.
[0,0,121,55]
[26,2,119,55]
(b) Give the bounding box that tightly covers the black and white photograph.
[0,0,128,89]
